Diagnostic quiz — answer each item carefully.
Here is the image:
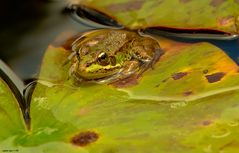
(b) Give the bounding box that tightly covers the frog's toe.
[149,48,164,69]
[153,48,164,63]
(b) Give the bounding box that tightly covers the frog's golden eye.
[98,52,109,66]
[98,52,107,60]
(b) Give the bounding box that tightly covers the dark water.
[0,0,91,126]
[0,0,92,80]
[171,37,239,64]
[0,0,239,81]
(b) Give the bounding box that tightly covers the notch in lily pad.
[144,28,239,40]
[0,59,35,130]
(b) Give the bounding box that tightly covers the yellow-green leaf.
[22,30,239,152]
[76,0,239,34]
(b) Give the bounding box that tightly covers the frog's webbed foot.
[150,47,164,69]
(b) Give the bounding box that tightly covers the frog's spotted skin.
[70,29,163,83]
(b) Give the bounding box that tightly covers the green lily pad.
[76,0,239,34]
[0,75,87,152]
[19,30,239,152]
[0,78,26,151]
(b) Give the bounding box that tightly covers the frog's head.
[70,30,134,81]
[72,51,125,80]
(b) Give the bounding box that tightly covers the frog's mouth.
[75,64,123,80]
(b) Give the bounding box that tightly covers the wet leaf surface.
[3,30,237,152]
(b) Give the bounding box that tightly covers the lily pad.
[75,0,239,34]
[20,30,239,152]
[0,73,87,152]
[0,78,26,151]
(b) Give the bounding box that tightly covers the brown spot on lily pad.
[107,0,145,12]
[162,78,169,83]
[111,76,138,88]
[183,91,193,96]
[172,72,188,80]
[205,72,225,83]
[78,107,90,116]
[202,120,212,126]
[210,0,225,7]
[203,69,209,74]
[155,78,169,87]
[219,16,234,26]
[71,131,99,147]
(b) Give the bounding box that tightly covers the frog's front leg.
[119,60,140,77]
[132,48,164,77]
[149,48,164,69]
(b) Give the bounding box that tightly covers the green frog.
[69,29,163,83]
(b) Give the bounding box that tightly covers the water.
[170,37,239,65]
[0,0,92,80]
[0,1,82,128]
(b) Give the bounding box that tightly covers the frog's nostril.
[85,62,91,67]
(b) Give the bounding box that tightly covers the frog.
[69,29,164,83]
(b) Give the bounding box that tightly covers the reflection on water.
[0,0,92,80]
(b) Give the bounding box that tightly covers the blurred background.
[0,0,239,82]
[0,0,91,81]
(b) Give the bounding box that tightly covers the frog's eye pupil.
[98,52,109,66]
[98,52,107,60]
